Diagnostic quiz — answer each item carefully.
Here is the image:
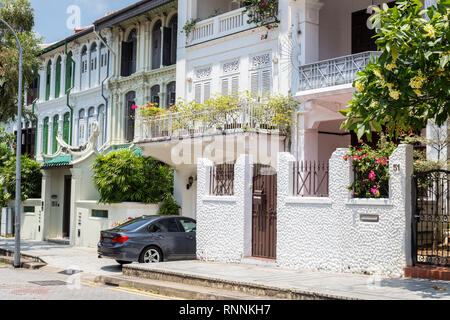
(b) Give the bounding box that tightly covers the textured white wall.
[277,145,413,276]
[196,145,413,276]
[196,155,252,262]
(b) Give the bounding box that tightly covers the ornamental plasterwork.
[222,59,240,74]
[250,53,271,70]
[195,66,212,80]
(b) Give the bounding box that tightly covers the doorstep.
[241,256,277,267]
[46,238,70,245]
[404,265,450,281]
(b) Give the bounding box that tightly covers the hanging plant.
[182,18,199,41]
[241,0,280,32]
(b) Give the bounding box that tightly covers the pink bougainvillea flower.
[369,170,376,181]
[131,104,139,110]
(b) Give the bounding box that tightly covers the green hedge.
[92,149,174,204]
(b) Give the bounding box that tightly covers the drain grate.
[59,269,82,275]
[29,280,67,286]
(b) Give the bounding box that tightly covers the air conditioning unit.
[1,207,14,237]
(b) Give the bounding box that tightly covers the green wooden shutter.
[65,52,73,93]
[55,57,61,98]
[63,113,70,143]
[43,118,49,154]
[52,115,59,154]
[46,61,51,101]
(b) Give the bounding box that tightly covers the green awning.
[103,144,143,156]
[42,155,72,168]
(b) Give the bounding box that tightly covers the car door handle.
[186,235,194,240]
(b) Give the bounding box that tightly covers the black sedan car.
[98,216,196,265]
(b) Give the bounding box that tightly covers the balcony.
[298,51,381,92]
[188,7,253,46]
[138,104,281,142]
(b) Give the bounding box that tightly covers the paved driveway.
[0,238,124,276]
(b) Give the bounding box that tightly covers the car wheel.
[116,260,132,265]
[139,246,162,263]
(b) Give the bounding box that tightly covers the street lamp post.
[0,17,23,268]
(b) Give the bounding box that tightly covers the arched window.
[42,117,49,154]
[55,56,62,98]
[97,104,106,146]
[81,46,88,90]
[152,21,162,70]
[166,81,176,108]
[45,60,51,101]
[100,43,108,80]
[151,85,160,106]
[65,51,74,93]
[52,115,59,154]
[125,91,136,142]
[87,107,96,138]
[78,109,86,145]
[90,42,98,87]
[63,112,70,143]
[164,15,178,66]
[121,29,137,77]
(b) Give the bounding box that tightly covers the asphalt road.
[0,264,175,300]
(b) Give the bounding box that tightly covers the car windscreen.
[113,218,151,232]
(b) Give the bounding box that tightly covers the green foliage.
[0,0,42,123]
[92,150,174,204]
[342,0,450,140]
[343,139,397,198]
[137,92,299,137]
[181,18,199,40]
[240,0,280,30]
[1,154,42,201]
[157,195,180,216]
[0,126,15,168]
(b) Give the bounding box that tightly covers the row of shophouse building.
[3,0,449,276]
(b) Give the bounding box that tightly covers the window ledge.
[285,197,332,205]
[346,198,393,206]
[202,195,237,203]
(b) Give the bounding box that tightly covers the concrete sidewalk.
[123,260,450,300]
[0,238,123,276]
[2,238,450,300]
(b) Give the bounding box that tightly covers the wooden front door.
[63,175,72,239]
[252,165,277,259]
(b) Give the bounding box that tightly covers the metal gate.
[412,170,450,266]
[252,164,277,259]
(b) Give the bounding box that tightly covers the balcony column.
[280,0,322,94]
[60,55,67,96]
[176,0,190,101]
[160,15,167,69]
[49,56,57,99]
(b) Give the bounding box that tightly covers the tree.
[0,0,42,122]
[0,125,15,168]
[1,154,42,202]
[341,0,450,140]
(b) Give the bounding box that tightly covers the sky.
[30,0,138,44]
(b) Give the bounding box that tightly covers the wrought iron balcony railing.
[298,51,381,92]
[137,104,280,142]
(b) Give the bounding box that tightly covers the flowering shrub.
[137,102,166,120]
[344,141,396,198]
[242,0,279,29]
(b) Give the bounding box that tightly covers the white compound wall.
[196,145,413,276]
